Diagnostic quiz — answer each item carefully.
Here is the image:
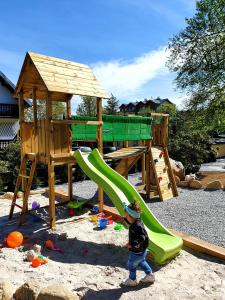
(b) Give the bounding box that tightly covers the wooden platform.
[104,146,146,160]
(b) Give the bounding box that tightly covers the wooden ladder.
[9,153,37,225]
[150,146,178,201]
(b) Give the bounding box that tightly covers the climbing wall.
[150,146,177,201]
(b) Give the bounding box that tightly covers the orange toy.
[45,239,54,249]
[6,231,23,248]
[32,257,42,268]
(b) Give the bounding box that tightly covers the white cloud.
[92,47,170,101]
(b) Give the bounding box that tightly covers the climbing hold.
[154,159,158,163]
[168,182,172,188]
[158,176,163,182]
[159,151,164,158]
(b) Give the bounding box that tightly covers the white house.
[0,71,19,149]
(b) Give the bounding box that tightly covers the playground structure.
[8,51,182,264]
[71,114,178,200]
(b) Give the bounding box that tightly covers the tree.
[104,94,119,115]
[76,96,97,116]
[167,0,225,111]
[25,101,66,121]
[156,103,176,117]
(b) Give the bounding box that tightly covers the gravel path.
[55,173,225,248]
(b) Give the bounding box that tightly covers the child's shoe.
[121,278,138,287]
[140,273,155,284]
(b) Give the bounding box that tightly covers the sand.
[0,195,225,300]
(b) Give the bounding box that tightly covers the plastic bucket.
[99,218,108,229]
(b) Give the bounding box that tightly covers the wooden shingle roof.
[15,52,109,100]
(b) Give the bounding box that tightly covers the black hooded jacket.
[128,219,149,253]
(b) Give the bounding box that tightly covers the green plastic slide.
[73,148,183,264]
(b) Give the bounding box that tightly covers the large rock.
[177,181,189,188]
[189,180,202,189]
[37,284,79,300]
[2,192,14,200]
[170,159,185,181]
[205,180,223,190]
[174,175,180,185]
[0,279,13,300]
[14,281,40,300]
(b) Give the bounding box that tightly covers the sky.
[0,0,196,112]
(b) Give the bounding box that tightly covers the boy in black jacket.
[122,201,155,287]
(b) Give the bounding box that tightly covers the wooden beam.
[97,97,103,212]
[32,87,38,128]
[141,141,146,184]
[48,163,56,229]
[150,112,169,117]
[66,97,73,200]
[145,140,151,197]
[171,229,225,261]
[162,115,168,147]
[51,120,103,125]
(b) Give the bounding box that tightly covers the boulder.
[14,281,40,300]
[37,284,79,300]
[205,180,223,190]
[2,192,14,200]
[0,279,13,300]
[177,181,189,188]
[174,175,180,185]
[170,159,185,181]
[189,180,202,189]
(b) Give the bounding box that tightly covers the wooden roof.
[15,52,109,100]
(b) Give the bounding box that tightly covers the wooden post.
[145,140,151,198]
[97,97,103,211]
[125,158,129,179]
[66,97,73,200]
[123,140,129,148]
[18,90,26,191]
[46,93,56,229]
[141,141,146,184]
[33,88,37,129]
[162,115,169,147]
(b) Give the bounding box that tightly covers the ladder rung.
[19,174,30,179]
[14,203,23,209]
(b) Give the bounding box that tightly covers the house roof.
[0,71,15,93]
[120,98,174,109]
[15,52,110,100]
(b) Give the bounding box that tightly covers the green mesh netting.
[71,115,152,141]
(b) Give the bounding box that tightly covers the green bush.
[168,130,216,174]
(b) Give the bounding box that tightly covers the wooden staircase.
[9,153,37,225]
[150,146,178,201]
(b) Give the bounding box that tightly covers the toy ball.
[32,257,42,268]
[45,239,54,249]
[6,231,23,248]
[32,201,40,210]
[26,250,36,262]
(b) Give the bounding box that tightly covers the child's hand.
[125,242,131,249]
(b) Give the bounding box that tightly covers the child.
[121,201,155,287]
